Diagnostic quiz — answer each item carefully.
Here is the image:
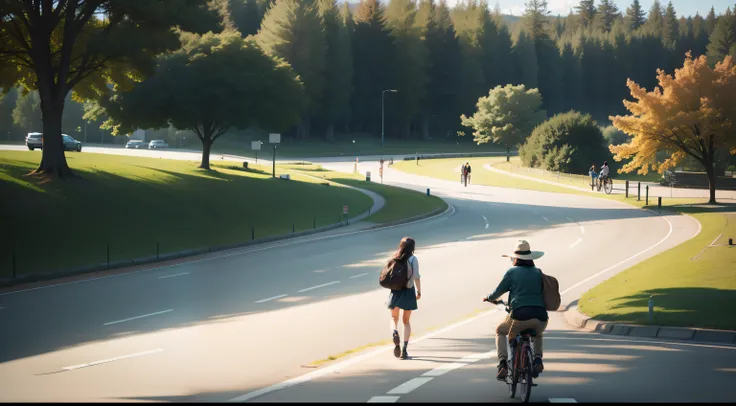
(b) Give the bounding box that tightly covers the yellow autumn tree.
[610,52,736,204]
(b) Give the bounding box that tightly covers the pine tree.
[706,7,717,35]
[643,0,663,36]
[316,0,353,141]
[351,0,395,134]
[597,0,621,32]
[574,0,596,28]
[706,7,736,66]
[385,0,428,139]
[624,0,646,31]
[257,0,326,139]
[512,31,539,89]
[417,0,463,139]
[524,0,551,40]
[661,1,679,48]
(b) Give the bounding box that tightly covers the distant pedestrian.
[384,237,421,359]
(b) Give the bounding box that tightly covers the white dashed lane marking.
[549,398,578,403]
[103,309,173,326]
[254,294,287,304]
[386,377,433,395]
[298,281,340,293]
[367,396,400,403]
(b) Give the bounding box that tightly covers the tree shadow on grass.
[587,288,736,331]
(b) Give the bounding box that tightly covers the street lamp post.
[381,89,398,149]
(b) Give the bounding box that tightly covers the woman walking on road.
[386,237,421,360]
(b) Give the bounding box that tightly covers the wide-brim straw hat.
[501,239,545,260]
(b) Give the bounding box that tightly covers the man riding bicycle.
[484,240,548,381]
[598,161,610,188]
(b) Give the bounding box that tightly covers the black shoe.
[400,346,409,359]
[533,356,544,375]
[392,331,401,358]
[497,361,508,381]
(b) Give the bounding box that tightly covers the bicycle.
[590,173,613,194]
[483,298,538,403]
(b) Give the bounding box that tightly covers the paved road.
[0,149,726,403]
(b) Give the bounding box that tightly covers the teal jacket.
[486,265,545,311]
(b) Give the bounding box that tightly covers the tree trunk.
[200,137,212,170]
[506,146,510,162]
[325,122,335,142]
[32,94,75,179]
[705,159,717,204]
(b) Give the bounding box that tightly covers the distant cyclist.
[599,161,610,187]
[483,240,548,381]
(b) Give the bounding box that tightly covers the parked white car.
[148,139,169,149]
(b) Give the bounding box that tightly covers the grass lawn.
[211,133,505,159]
[0,151,374,278]
[282,163,447,224]
[579,210,736,330]
[393,156,736,330]
[393,157,704,210]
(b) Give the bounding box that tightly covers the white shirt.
[600,165,609,177]
[406,255,421,289]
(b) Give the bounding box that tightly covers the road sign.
[343,205,348,215]
[269,133,281,144]
[251,141,261,151]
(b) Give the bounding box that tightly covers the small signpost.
[343,205,348,215]
[366,171,371,182]
[251,141,261,163]
[269,133,281,178]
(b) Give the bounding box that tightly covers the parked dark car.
[26,133,82,152]
[126,140,146,149]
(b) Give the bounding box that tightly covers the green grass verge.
[0,151,373,278]
[212,134,504,159]
[393,157,705,209]
[283,163,447,224]
[579,210,736,330]
[393,156,736,330]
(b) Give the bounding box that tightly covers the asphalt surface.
[0,146,729,403]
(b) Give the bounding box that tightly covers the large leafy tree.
[460,84,547,161]
[101,32,306,170]
[0,1,221,178]
[610,53,736,204]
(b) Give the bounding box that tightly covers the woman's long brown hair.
[391,236,416,263]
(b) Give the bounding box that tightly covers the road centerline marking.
[298,281,340,293]
[386,377,433,395]
[350,273,370,279]
[62,349,164,371]
[158,272,190,279]
[421,362,470,377]
[103,309,173,326]
[255,294,288,303]
[569,238,583,248]
[482,215,489,229]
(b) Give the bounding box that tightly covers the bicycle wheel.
[508,350,519,398]
[604,177,613,194]
[519,346,534,403]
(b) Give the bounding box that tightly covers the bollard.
[646,185,649,205]
[426,188,430,196]
[648,295,654,322]
[107,245,110,269]
[251,227,255,240]
[729,238,733,246]
[625,180,629,198]
[157,242,160,260]
[12,251,16,279]
[637,182,641,201]
[658,196,662,210]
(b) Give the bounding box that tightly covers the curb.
[564,305,736,345]
[403,151,516,161]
